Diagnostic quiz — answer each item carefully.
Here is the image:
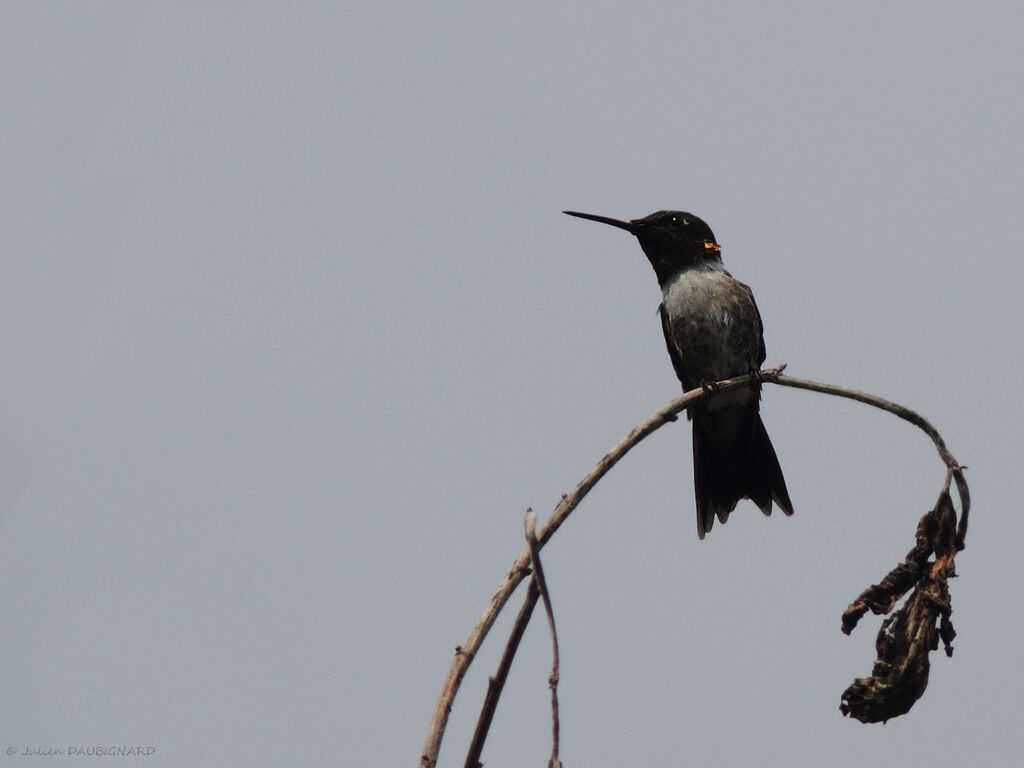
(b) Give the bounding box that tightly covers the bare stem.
[525,510,561,768]
[462,580,539,768]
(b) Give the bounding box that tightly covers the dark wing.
[659,302,696,390]
[738,280,767,368]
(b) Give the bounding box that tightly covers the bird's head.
[564,209,721,285]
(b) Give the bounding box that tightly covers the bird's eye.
[669,215,688,227]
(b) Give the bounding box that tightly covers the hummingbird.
[564,209,793,539]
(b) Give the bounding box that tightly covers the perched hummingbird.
[564,209,793,539]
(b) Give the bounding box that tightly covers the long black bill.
[563,210,639,235]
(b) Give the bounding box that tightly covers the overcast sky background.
[1,3,1022,766]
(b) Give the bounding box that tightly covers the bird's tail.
[692,405,793,539]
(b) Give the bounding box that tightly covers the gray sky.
[1,2,1021,766]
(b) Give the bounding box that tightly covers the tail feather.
[692,406,792,539]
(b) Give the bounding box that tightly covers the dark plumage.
[565,209,793,538]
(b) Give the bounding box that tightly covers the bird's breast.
[661,267,763,389]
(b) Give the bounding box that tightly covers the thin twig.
[525,509,561,768]
[462,580,540,768]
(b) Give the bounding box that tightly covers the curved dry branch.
[419,367,969,766]
[763,372,969,546]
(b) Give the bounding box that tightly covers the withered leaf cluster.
[840,486,960,723]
